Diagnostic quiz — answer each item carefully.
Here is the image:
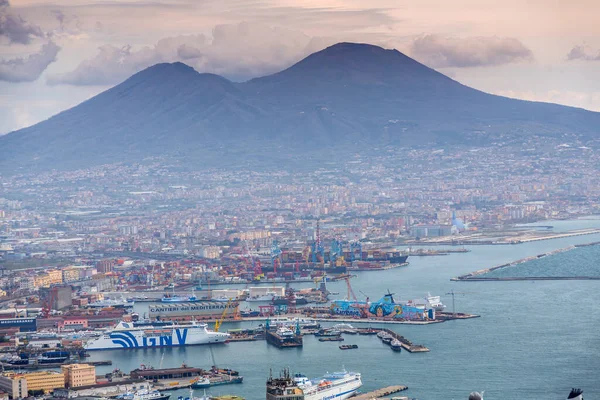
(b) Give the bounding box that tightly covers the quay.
[351,385,408,399]
[0,360,112,370]
[381,329,429,353]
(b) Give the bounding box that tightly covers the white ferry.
[116,389,170,400]
[267,368,362,400]
[84,321,229,350]
[265,316,320,329]
[411,293,446,311]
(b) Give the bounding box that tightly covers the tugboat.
[390,339,402,352]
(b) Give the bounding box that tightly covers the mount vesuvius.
[1,42,599,173]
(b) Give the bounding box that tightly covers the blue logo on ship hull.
[110,329,188,348]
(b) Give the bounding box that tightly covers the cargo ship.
[84,321,229,350]
[266,368,362,400]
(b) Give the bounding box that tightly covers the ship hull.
[301,376,361,400]
[85,326,229,350]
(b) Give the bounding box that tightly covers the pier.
[381,329,429,352]
[351,385,408,399]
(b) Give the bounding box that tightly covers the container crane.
[349,241,362,262]
[271,240,283,273]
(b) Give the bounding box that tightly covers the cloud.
[410,34,533,68]
[0,41,60,82]
[177,44,203,60]
[566,45,600,61]
[496,89,600,112]
[0,0,44,44]
[48,22,334,86]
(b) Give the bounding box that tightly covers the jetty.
[459,276,600,281]
[381,329,429,353]
[351,385,408,399]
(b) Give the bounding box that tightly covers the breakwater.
[452,241,600,281]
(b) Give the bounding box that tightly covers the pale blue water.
[88,219,600,400]
[483,244,600,278]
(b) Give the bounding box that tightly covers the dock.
[381,329,429,353]
[352,385,408,399]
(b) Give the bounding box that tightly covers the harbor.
[0,219,598,398]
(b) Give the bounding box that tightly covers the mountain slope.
[1,43,599,172]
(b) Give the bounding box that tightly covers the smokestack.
[567,388,583,400]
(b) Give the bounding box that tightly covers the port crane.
[445,289,471,318]
[214,298,233,332]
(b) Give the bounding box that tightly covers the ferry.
[266,368,362,400]
[84,321,229,350]
[265,316,320,329]
[412,293,446,311]
[116,389,170,400]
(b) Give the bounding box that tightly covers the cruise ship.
[267,368,361,400]
[84,321,229,350]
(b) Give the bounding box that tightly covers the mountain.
[1,42,599,172]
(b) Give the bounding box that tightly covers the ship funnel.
[567,388,583,400]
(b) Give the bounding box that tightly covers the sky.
[1,0,600,134]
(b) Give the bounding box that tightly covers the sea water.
[88,218,600,399]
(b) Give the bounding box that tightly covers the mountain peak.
[246,41,443,90]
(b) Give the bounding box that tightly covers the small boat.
[339,344,358,350]
[332,323,357,334]
[191,375,243,389]
[390,339,402,352]
[357,328,378,335]
[314,328,341,337]
[318,336,344,342]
